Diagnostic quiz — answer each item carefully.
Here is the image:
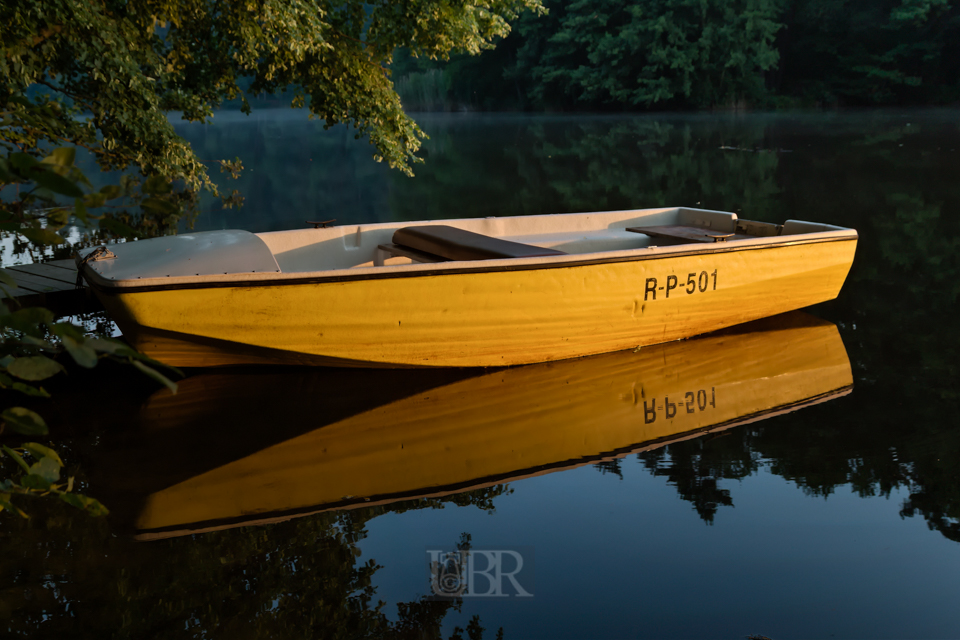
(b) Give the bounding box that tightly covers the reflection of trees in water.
[174,114,394,232]
[558,114,960,542]
[609,389,959,543]
[817,116,960,543]
[0,487,509,638]
[622,427,761,524]
[637,430,758,524]
[594,459,624,480]
[388,117,783,221]
[637,448,734,525]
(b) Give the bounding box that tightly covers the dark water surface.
[3,110,960,639]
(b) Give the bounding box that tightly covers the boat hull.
[97,236,857,367]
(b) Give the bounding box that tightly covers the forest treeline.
[392,0,960,111]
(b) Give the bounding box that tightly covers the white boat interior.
[80,207,852,287]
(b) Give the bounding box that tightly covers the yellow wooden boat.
[76,207,857,368]
[99,313,852,539]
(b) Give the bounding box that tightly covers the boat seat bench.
[627,220,788,244]
[376,219,815,267]
[627,225,748,244]
[376,242,446,264]
[380,225,568,263]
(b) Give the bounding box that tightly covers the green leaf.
[26,165,84,197]
[0,313,51,338]
[52,324,100,368]
[20,473,52,491]
[62,335,98,368]
[98,216,139,238]
[1,408,48,435]
[20,226,67,246]
[0,158,16,183]
[1,445,32,472]
[0,495,29,519]
[119,174,139,196]
[85,336,129,354]
[143,175,172,195]
[22,442,64,466]
[41,147,76,171]
[51,321,85,341]
[14,383,49,397]
[46,208,70,228]
[112,344,183,377]
[11,382,51,398]
[132,359,178,393]
[140,197,177,215]
[28,456,61,483]
[8,152,38,173]
[74,197,88,223]
[109,344,143,359]
[59,493,109,516]
[83,192,107,208]
[4,305,55,331]
[98,185,122,200]
[0,271,16,288]
[7,356,64,381]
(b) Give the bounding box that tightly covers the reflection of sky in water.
[0,217,88,266]
[362,466,960,639]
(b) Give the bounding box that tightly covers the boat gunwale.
[81,231,858,296]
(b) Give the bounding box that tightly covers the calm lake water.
[3,110,960,639]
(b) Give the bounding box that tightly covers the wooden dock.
[1,259,102,316]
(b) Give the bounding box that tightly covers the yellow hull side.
[134,314,852,536]
[103,238,856,367]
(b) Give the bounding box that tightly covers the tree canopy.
[516,0,783,109]
[393,0,960,111]
[1,0,543,217]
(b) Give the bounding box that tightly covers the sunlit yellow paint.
[104,238,857,368]
[134,314,852,537]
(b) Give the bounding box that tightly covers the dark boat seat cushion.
[392,225,567,261]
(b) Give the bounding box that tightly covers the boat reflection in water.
[100,312,852,539]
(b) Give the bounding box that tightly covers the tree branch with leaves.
[0,0,542,519]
